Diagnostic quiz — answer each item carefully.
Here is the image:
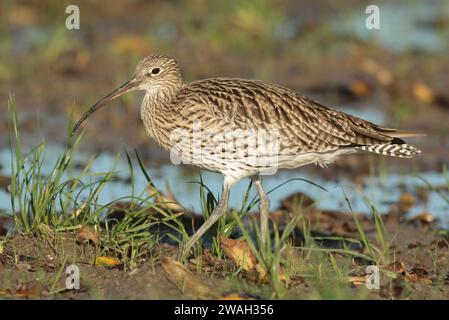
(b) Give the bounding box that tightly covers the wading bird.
[73,54,422,259]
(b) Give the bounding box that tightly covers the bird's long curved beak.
[71,79,138,137]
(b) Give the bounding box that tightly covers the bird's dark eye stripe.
[151,68,160,75]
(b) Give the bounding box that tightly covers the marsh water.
[1,101,449,230]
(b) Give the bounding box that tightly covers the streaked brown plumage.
[73,54,422,259]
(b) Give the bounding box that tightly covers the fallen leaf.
[148,184,184,212]
[406,267,433,284]
[220,236,257,272]
[220,236,269,283]
[350,79,372,98]
[71,203,87,218]
[15,283,37,298]
[161,255,210,298]
[385,261,406,275]
[0,288,13,297]
[361,59,394,86]
[218,293,256,300]
[413,82,435,104]
[76,225,99,245]
[398,193,417,213]
[409,212,434,224]
[96,256,121,267]
[0,175,11,192]
[348,275,368,286]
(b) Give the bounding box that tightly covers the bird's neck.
[140,86,180,148]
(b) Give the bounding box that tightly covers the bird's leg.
[253,175,270,254]
[180,183,230,260]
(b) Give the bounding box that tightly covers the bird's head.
[71,54,182,136]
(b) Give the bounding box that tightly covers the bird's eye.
[150,67,160,75]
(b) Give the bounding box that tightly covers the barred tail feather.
[355,143,421,158]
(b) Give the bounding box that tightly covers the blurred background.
[0,0,448,219]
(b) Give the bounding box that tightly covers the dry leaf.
[350,79,372,97]
[96,256,120,267]
[15,283,37,298]
[161,255,210,298]
[348,275,368,286]
[76,225,99,245]
[219,293,256,300]
[0,289,13,297]
[406,267,433,284]
[71,203,87,218]
[413,82,435,104]
[220,236,257,271]
[361,59,393,86]
[384,261,406,275]
[409,212,434,224]
[0,284,38,298]
[0,175,11,192]
[148,184,184,212]
[220,236,269,283]
[398,193,417,213]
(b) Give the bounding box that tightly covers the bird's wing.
[176,78,407,153]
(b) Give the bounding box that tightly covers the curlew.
[73,54,422,259]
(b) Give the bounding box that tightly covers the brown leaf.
[413,82,435,104]
[361,59,394,86]
[148,184,184,212]
[76,225,99,245]
[406,267,433,284]
[220,236,269,283]
[71,203,87,218]
[398,193,417,213]
[95,256,121,268]
[218,293,256,300]
[384,261,406,275]
[220,236,257,272]
[0,175,11,192]
[0,284,39,298]
[348,275,368,286]
[409,212,434,224]
[15,283,37,298]
[350,79,372,98]
[160,255,210,298]
[0,288,13,297]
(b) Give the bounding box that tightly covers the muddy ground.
[1,193,448,300]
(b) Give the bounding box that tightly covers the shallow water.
[1,144,448,229]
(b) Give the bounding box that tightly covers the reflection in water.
[0,145,448,229]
